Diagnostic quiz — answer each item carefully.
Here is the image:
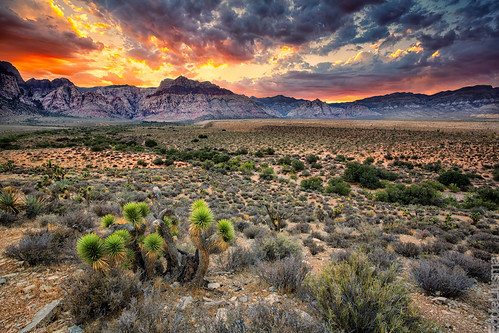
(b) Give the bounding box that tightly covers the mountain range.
[1,61,498,121]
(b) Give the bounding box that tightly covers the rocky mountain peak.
[152,76,234,96]
[0,61,24,85]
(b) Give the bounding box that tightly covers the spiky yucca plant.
[217,219,236,244]
[143,233,163,258]
[113,230,131,244]
[75,199,236,287]
[104,234,126,261]
[123,202,147,227]
[77,233,108,271]
[24,195,47,218]
[190,205,214,230]
[189,200,235,286]
[100,214,116,228]
[137,202,150,218]
[163,217,179,236]
[0,187,23,215]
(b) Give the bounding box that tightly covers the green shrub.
[493,166,499,181]
[278,155,292,165]
[300,177,323,192]
[363,156,375,165]
[375,183,442,206]
[305,154,319,164]
[308,252,433,332]
[437,170,470,190]
[291,159,305,171]
[325,177,351,196]
[463,187,499,210]
[259,235,300,261]
[144,139,158,147]
[239,160,255,173]
[344,162,381,189]
[259,166,275,180]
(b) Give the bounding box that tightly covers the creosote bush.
[66,268,142,325]
[257,256,310,293]
[410,258,474,298]
[217,245,259,272]
[5,229,56,265]
[307,252,434,333]
[259,235,301,261]
[204,302,325,333]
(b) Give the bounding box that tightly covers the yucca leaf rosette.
[123,202,144,227]
[137,202,150,218]
[104,234,126,261]
[143,233,163,258]
[113,229,131,244]
[77,233,107,271]
[100,214,116,228]
[216,219,235,243]
[162,217,179,237]
[191,199,208,212]
[190,205,214,230]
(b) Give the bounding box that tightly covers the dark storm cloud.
[88,0,382,64]
[0,7,102,59]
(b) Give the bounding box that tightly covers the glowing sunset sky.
[1,0,498,102]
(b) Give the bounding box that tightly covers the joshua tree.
[76,199,235,287]
[263,202,295,232]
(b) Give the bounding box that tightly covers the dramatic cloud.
[1,0,498,101]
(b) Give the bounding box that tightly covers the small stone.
[203,300,227,308]
[264,294,280,305]
[207,282,221,290]
[170,282,180,289]
[3,273,19,278]
[297,310,313,322]
[23,284,36,293]
[239,296,248,302]
[432,296,449,305]
[0,278,6,285]
[177,296,194,310]
[216,308,228,322]
[229,296,237,303]
[68,325,83,333]
[268,286,277,292]
[19,299,62,333]
[445,323,453,330]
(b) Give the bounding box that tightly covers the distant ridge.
[1,61,497,121]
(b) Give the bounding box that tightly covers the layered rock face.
[1,61,498,120]
[0,62,273,120]
[253,86,499,119]
[136,77,272,121]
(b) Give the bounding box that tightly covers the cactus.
[76,199,235,287]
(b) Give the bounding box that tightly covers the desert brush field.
[0,119,498,332]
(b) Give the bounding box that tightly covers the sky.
[1,0,498,102]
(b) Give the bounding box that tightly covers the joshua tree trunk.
[191,249,209,287]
